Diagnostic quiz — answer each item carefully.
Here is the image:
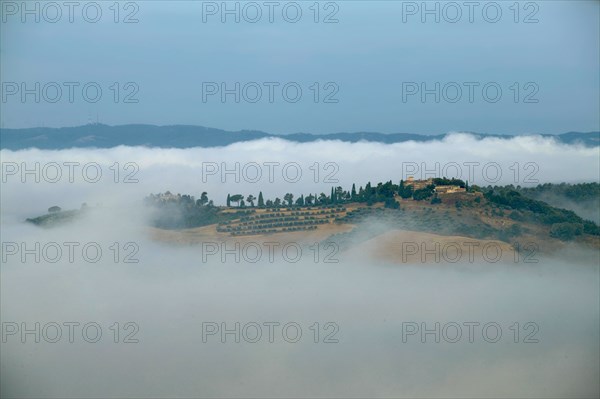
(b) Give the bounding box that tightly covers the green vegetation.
[145,192,231,229]
[223,177,465,209]
[482,186,599,235]
[549,222,584,241]
[217,205,346,236]
[27,179,600,245]
[412,185,435,201]
[432,177,466,187]
[518,182,600,202]
[26,209,81,227]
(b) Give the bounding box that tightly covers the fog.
[525,193,600,225]
[1,135,599,398]
[1,133,599,219]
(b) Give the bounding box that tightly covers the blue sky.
[1,0,599,134]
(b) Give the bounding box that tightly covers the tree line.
[226,178,469,209]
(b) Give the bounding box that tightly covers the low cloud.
[1,133,598,219]
[1,134,599,398]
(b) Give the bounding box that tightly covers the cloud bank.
[1,133,599,398]
[2,133,598,219]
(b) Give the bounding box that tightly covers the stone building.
[435,185,466,194]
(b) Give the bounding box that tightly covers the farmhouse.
[435,185,466,194]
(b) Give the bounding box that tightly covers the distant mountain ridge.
[1,124,598,150]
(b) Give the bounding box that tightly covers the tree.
[319,193,327,204]
[377,181,395,199]
[335,186,344,202]
[413,186,434,201]
[550,222,583,241]
[384,198,399,209]
[246,194,256,207]
[399,184,414,199]
[351,183,357,200]
[48,206,61,213]
[306,194,314,206]
[284,193,294,206]
[258,191,264,207]
[363,182,376,203]
[197,192,209,207]
[274,198,281,206]
[229,194,244,207]
[226,194,231,207]
[330,187,335,204]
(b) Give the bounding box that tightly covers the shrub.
[550,222,583,241]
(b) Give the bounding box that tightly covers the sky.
[2,3,600,397]
[0,0,599,134]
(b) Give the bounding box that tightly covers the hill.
[2,124,598,149]
[26,181,600,260]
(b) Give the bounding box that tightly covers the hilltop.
[27,181,600,260]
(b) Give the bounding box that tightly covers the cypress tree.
[258,191,264,207]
